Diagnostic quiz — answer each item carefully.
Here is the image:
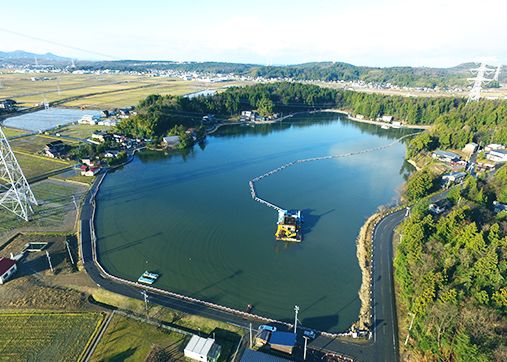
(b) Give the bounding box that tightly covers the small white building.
[381,115,394,123]
[493,201,507,213]
[442,171,467,185]
[0,257,17,285]
[162,136,180,148]
[484,144,505,152]
[486,149,507,163]
[463,142,478,154]
[184,335,221,362]
[78,115,98,125]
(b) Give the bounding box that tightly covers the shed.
[0,257,17,285]
[463,142,478,154]
[269,332,296,355]
[184,335,221,362]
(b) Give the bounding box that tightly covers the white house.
[462,142,478,154]
[432,150,461,163]
[0,257,17,285]
[487,149,507,163]
[381,115,394,123]
[162,136,180,148]
[78,115,98,125]
[484,144,505,152]
[184,335,221,362]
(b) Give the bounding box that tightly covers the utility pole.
[72,195,78,210]
[141,290,149,318]
[46,251,54,272]
[303,336,309,360]
[294,305,299,334]
[249,323,253,348]
[404,312,416,345]
[65,240,75,266]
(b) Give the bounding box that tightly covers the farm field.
[0,311,103,362]
[9,134,79,154]
[1,126,30,138]
[56,123,112,139]
[0,71,244,109]
[10,151,71,180]
[0,179,87,240]
[91,315,187,362]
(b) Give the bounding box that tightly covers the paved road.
[80,175,411,361]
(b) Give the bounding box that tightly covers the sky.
[1,0,506,67]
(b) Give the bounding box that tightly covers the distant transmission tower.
[493,64,502,82]
[0,126,38,221]
[467,62,495,103]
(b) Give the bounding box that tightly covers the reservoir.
[95,113,413,332]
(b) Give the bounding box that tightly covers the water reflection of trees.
[136,112,414,164]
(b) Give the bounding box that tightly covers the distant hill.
[0,50,505,88]
[0,50,70,63]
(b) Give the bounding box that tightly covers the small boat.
[142,271,159,280]
[381,124,390,129]
[137,276,155,285]
[246,304,254,313]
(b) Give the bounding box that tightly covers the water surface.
[95,113,412,332]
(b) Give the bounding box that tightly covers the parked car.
[258,325,277,332]
[303,329,317,339]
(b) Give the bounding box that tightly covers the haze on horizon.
[1,0,506,68]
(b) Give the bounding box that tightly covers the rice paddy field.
[0,179,87,240]
[90,315,187,362]
[0,71,245,109]
[0,311,103,362]
[1,126,30,138]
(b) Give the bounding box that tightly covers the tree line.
[395,166,507,361]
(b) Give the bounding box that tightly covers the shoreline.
[88,111,423,337]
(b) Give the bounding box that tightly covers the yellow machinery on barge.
[275,210,303,242]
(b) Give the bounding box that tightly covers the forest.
[117,82,507,153]
[395,166,507,361]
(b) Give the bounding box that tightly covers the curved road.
[80,175,407,361]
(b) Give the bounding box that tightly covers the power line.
[0,27,119,60]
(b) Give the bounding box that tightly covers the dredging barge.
[275,209,303,242]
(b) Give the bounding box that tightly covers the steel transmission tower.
[493,64,502,82]
[467,62,495,104]
[0,126,38,221]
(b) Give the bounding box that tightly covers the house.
[269,332,296,355]
[202,114,216,124]
[463,142,479,154]
[162,135,180,148]
[91,131,110,143]
[81,158,97,167]
[493,201,507,213]
[484,144,505,152]
[442,171,467,186]
[240,111,258,121]
[78,115,98,125]
[103,150,119,158]
[240,349,291,362]
[100,110,110,118]
[80,165,100,177]
[118,109,130,118]
[0,257,17,285]
[0,99,17,111]
[432,150,461,163]
[98,119,117,127]
[44,140,67,158]
[183,335,221,362]
[486,149,507,163]
[381,115,394,123]
[355,114,365,120]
